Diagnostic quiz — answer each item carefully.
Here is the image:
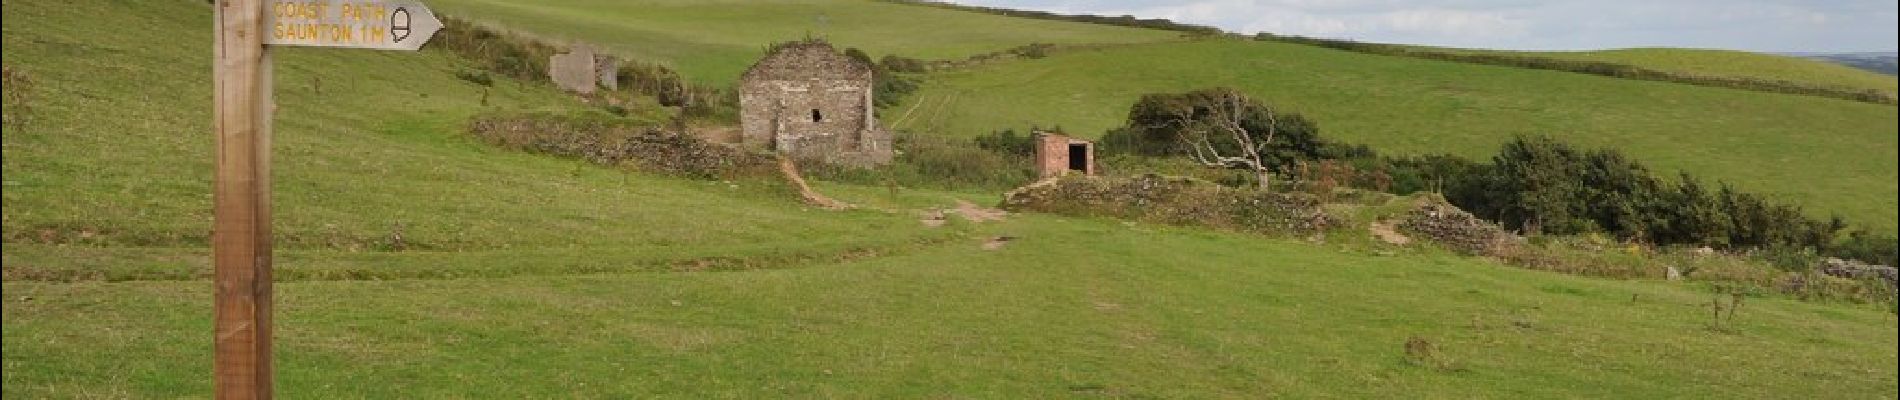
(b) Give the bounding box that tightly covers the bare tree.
[1169,90,1278,191]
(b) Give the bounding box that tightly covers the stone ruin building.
[1034,131,1095,179]
[548,44,620,94]
[739,40,892,166]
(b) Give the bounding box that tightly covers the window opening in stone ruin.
[1068,143,1089,171]
[811,109,823,122]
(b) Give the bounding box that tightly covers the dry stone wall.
[1396,195,1518,256]
[468,113,776,180]
[1002,174,1334,236]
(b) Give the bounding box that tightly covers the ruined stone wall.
[738,41,889,167]
[549,45,598,94]
[594,55,619,91]
[740,79,868,149]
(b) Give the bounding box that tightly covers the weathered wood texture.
[213,0,273,398]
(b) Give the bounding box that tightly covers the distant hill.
[1429,47,1899,96]
[1789,52,1899,76]
[425,0,1181,85]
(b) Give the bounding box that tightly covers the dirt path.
[777,157,853,210]
[1369,220,1411,245]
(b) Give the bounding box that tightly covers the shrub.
[895,135,1034,189]
[1436,136,1844,253]
[804,134,1034,191]
[973,128,1037,157]
[1101,88,1326,168]
[434,17,560,82]
[879,55,928,73]
[1828,231,1899,267]
[455,69,494,87]
[1755,245,1821,272]
[841,46,922,109]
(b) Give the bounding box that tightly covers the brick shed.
[1035,131,1094,179]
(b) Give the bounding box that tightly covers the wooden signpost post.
[213,1,438,398]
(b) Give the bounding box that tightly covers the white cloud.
[1376,8,1528,37]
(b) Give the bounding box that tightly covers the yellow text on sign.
[270,1,395,46]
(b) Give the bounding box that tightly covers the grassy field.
[892,39,1900,233]
[423,0,1183,85]
[4,0,1898,398]
[6,215,1899,398]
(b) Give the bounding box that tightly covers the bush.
[1429,136,1848,254]
[1101,88,1326,169]
[434,17,560,82]
[454,69,494,87]
[804,134,1034,191]
[879,55,928,73]
[973,128,1037,157]
[1828,231,1899,267]
[896,135,1034,189]
[1755,245,1821,272]
[840,46,922,109]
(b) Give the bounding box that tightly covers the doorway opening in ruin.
[810,109,823,122]
[1068,143,1089,172]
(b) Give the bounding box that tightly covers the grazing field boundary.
[1257,34,1898,105]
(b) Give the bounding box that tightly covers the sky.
[956,0,1899,53]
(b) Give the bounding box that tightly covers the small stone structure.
[1034,131,1094,179]
[548,44,620,94]
[739,40,891,166]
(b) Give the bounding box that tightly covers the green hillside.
[424,0,1183,85]
[0,0,958,255]
[892,39,1900,233]
[3,0,1897,398]
[1499,47,1900,95]
[414,0,1898,232]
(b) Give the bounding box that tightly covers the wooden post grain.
[213,0,273,398]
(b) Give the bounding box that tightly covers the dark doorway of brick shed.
[1068,143,1088,171]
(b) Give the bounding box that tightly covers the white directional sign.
[267,1,441,50]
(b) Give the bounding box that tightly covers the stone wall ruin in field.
[738,40,891,167]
